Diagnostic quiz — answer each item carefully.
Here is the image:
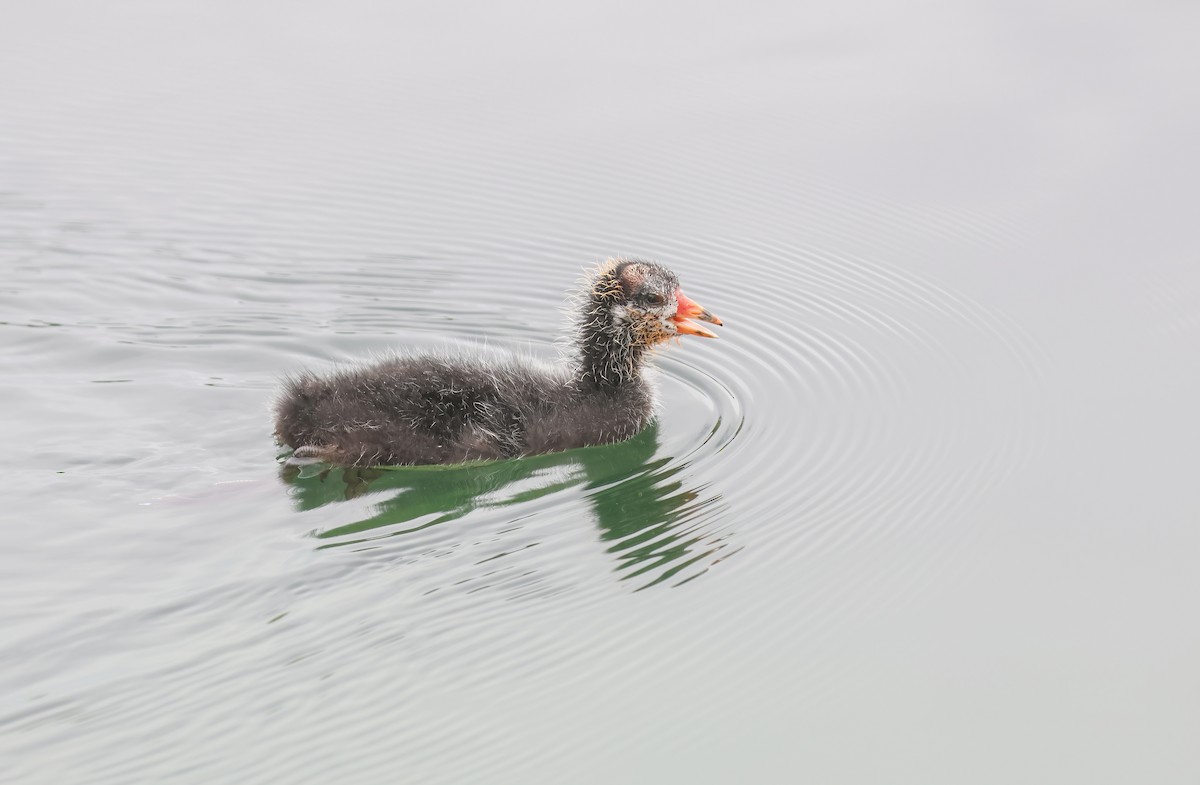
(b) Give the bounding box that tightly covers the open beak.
[672,289,724,339]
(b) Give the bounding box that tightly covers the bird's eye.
[645,293,666,306]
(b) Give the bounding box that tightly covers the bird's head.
[587,258,723,347]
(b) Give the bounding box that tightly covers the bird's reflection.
[279,423,735,588]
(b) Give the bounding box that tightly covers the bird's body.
[274,258,722,466]
[275,353,653,466]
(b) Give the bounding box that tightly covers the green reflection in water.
[280,423,733,588]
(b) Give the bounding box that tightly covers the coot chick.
[274,258,723,466]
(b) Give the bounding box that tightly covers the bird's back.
[275,353,579,465]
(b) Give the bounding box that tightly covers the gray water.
[2,2,1198,783]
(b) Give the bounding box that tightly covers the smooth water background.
[2,2,1198,782]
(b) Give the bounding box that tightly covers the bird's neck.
[573,301,648,392]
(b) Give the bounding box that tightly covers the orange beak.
[672,289,724,339]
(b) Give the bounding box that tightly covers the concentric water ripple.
[1,198,1051,784]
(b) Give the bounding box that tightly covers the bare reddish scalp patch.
[617,264,646,290]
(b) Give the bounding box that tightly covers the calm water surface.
[2,2,1198,783]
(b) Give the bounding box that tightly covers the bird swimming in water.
[274,258,723,467]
